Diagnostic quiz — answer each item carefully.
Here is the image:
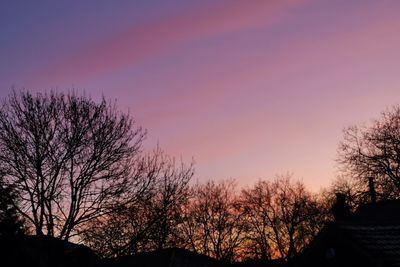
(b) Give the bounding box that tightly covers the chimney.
[332,193,351,221]
[368,177,376,204]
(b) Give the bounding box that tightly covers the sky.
[1,0,400,192]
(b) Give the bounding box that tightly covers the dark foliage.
[0,183,25,236]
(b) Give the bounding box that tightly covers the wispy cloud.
[32,0,309,85]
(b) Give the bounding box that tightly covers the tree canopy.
[338,105,400,201]
[0,91,146,240]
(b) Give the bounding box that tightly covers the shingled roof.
[339,224,400,266]
[294,200,400,267]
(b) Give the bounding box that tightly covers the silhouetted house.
[0,235,99,267]
[232,258,287,267]
[294,195,400,267]
[102,247,226,267]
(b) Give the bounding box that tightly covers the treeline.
[83,174,328,262]
[1,90,400,263]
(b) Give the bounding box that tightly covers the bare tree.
[179,180,246,263]
[338,105,400,200]
[241,176,323,261]
[325,175,370,211]
[146,153,193,250]
[0,90,146,240]
[240,181,275,261]
[82,149,194,257]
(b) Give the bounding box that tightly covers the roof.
[104,247,225,267]
[0,235,99,267]
[339,224,400,262]
[294,200,400,267]
[342,200,400,265]
[352,200,400,224]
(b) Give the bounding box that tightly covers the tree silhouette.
[0,90,146,240]
[241,176,324,260]
[82,149,194,257]
[179,180,246,263]
[0,182,25,236]
[338,105,400,201]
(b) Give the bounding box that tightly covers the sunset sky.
[1,0,400,191]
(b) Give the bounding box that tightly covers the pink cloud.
[31,0,309,85]
[140,9,400,188]
[136,11,400,135]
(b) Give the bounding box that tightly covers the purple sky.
[1,0,400,191]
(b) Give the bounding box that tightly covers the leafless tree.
[241,175,323,260]
[82,149,194,257]
[0,90,146,240]
[147,153,193,250]
[179,180,246,263]
[338,105,400,200]
[324,175,370,211]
